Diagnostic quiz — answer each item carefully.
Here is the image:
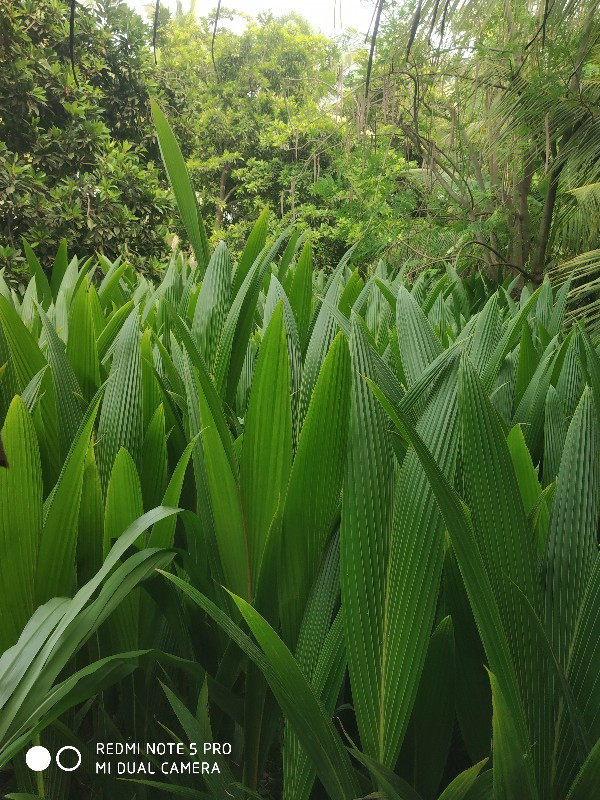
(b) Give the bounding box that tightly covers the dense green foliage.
[0,107,599,799]
[0,0,174,271]
[1,1,600,796]
[4,0,598,302]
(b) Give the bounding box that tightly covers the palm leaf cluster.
[0,106,599,800]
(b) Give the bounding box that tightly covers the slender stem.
[33,734,45,799]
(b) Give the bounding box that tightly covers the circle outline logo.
[55,745,82,771]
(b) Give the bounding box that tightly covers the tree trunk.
[531,144,560,286]
[510,149,536,271]
[530,9,592,285]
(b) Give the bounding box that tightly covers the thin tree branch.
[365,0,384,100]
[455,239,532,278]
[152,0,160,65]
[70,0,79,87]
[211,0,222,82]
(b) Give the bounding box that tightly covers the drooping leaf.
[151,100,210,272]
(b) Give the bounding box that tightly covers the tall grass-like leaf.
[558,548,600,795]
[148,437,196,548]
[166,304,236,472]
[577,328,600,410]
[458,356,549,795]
[348,748,424,800]
[547,392,600,795]
[19,276,39,338]
[565,736,600,800]
[489,671,538,800]
[547,279,570,338]
[97,300,134,360]
[100,448,145,664]
[279,332,350,646]
[161,682,243,799]
[141,327,162,431]
[67,280,100,400]
[284,535,344,800]
[160,572,359,800]
[298,264,345,431]
[365,378,533,780]
[197,376,249,599]
[544,388,599,665]
[378,365,460,768]
[192,241,231,368]
[436,761,489,800]
[341,268,366,316]
[0,507,179,745]
[77,441,104,585]
[480,287,540,393]
[0,397,42,650]
[278,229,303,290]
[543,386,567,485]
[513,338,558,461]
[262,276,302,436]
[150,100,210,272]
[213,251,263,398]
[507,425,550,553]
[396,285,442,386]
[240,301,289,788]
[178,346,230,609]
[141,404,168,510]
[35,397,99,604]
[240,302,292,594]
[466,295,501,375]
[37,304,82,458]
[49,240,68,300]
[97,260,127,311]
[225,229,289,405]
[19,365,47,415]
[555,333,584,418]
[514,323,537,411]
[0,295,46,389]
[22,240,51,309]
[103,448,144,555]
[444,547,491,763]
[341,315,395,761]
[97,309,143,490]
[411,617,455,799]
[232,207,269,297]
[288,239,313,352]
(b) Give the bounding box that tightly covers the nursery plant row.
[0,105,598,800]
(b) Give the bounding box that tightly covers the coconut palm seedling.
[0,103,598,799]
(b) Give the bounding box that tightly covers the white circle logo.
[25,746,51,772]
[55,746,82,771]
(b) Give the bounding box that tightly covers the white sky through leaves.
[127,0,375,36]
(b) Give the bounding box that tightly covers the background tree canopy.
[1,0,598,322]
[1,4,600,799]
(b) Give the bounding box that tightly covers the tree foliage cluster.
[1,0,599,323]
[0,0,176,273]
[356,0,600,317]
